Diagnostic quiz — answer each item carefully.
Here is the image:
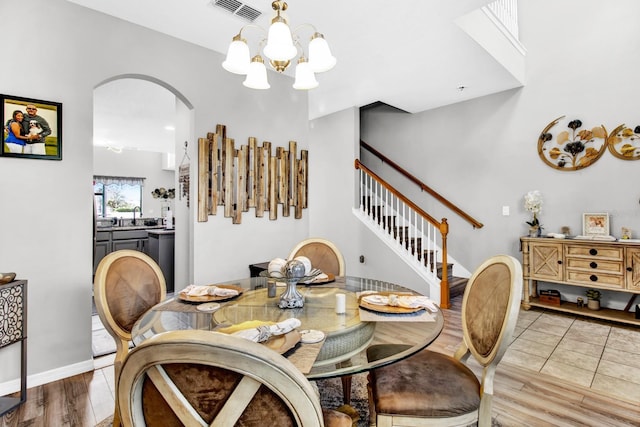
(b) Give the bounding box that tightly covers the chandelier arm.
[293,40,306,58]
[291,23,318,38]
[237,23,268,40]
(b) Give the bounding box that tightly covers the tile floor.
[502,307,640,403]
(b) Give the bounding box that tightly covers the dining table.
[131,275,444,402]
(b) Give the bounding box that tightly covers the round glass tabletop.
[131,276,444,380]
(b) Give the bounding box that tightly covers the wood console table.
[0,280,27,415]
[521,237,640,325]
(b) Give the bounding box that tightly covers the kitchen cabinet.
[94,228,156,274]
[112,229,149,254]
[93,231,111,274]
[521,237,640,325]
[148,230,175,292]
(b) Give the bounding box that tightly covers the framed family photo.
[582,212,610,236]
[1,94,62,160]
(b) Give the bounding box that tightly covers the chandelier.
[222,1,336,90]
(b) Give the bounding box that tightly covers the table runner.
[358,308,435,322]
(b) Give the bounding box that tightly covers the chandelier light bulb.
[263,20,297,61]
[222,36,250,75]
[292,57,319,90]
[243,55,270,89]
[308,33,336,73]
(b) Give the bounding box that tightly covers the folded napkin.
[362,294,438,313]
[231,318,302,343]
[183,284,239,297]
[302,272,328,284]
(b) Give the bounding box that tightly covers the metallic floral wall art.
[537,116,607,171]
[607,124,640,160]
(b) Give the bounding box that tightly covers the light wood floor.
[2,296,639,427]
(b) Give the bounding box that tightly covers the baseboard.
[0,359,95,396]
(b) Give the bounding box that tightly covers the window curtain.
[93,176,145,186]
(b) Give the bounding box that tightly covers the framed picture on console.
[583,213,609,236]
[1,94,62,160]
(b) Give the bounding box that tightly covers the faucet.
[132,206,141,225]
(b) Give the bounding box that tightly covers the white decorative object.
[524,190,543,233]
[268,258,287,278]
[164,207,173,229]
[335,293,346,314]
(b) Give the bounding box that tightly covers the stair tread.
[448,276,468,298]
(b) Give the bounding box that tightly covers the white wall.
[0,0,310,389]
[361,0,640,308]
[308,108,433,295]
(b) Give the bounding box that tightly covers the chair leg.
[112,408,121,427]
[336,359,353,404]
[366,374,377,427]
[340,375,352,405]
[478,393,493,427]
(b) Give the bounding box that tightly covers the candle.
[335,293,346,314]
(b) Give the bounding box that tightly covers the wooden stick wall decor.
[198,124,308,224]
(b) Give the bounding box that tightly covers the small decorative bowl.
[0,272,16,284]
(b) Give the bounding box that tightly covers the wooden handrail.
[360,140,483,229]
[356,159,451,308]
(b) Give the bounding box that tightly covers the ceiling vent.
[212,0,262,22]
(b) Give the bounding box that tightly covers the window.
[94,176,144,219]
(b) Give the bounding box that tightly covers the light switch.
[502,206,510,216]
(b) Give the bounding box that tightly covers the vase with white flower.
[524,190,543,237]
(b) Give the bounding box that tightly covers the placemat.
[153,298,203,313]
[285,339,326,374]
[358,308,435,322]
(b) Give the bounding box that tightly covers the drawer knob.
[590,261,598,269]
[590,274,598,282]
[557,260,563,264]
[627,267,633,272]
[589,248,598,256]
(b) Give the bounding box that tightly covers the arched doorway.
[91,75,192,358]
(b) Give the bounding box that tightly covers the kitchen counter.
[147,229,175,235]
[96,224,166,231]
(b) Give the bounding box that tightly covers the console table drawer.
[566,271,624,288]
[565,258,624,274]
[565,245,623,260]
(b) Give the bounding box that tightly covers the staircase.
[354,160,470,307]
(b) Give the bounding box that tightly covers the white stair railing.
[354,160,451,306]
[486,0,519,40]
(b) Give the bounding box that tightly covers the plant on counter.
[151,188,175,199]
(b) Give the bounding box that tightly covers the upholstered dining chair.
[288,238,346,276]
[94,249,166,427]
[366,254,523,427]
[288,237,351,403]
[117,329,353,427]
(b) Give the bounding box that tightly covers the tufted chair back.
[289,238,346,276]
[94,249,166,426]
[367,254,523,427]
